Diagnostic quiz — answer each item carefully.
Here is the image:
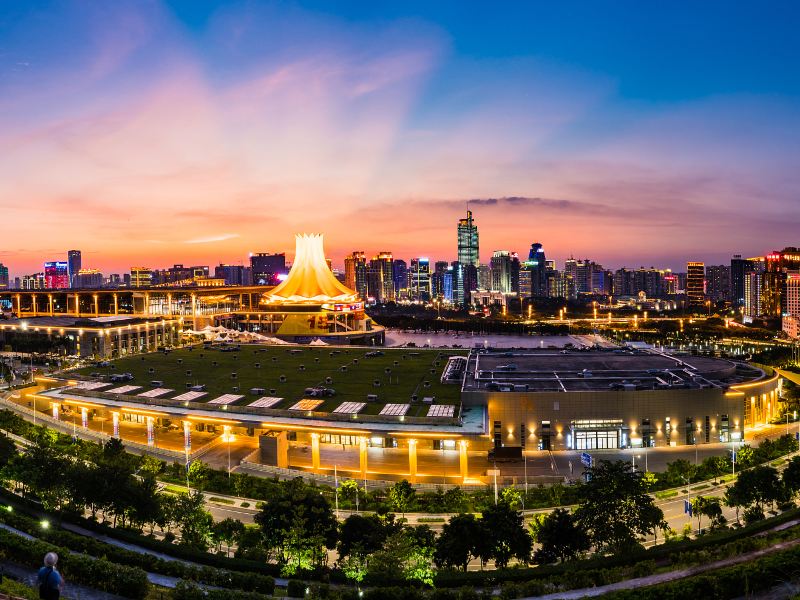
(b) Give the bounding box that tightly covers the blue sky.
[0,1,798,275]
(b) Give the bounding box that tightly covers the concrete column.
[14,295,20,316]
[359,437,368,478]
[93,295,99,317]
[32,295,37,315]
[311,433,321,471]
[459,440,469,483]
[51,403,59,420]
[49,295,54,316]
[112,412,120,437]
[113,294,118,315]
[408,439,418,483]
[81,407,88,429]
[144,293,150,316]
[276,431,289,468]
[146,417,155,447]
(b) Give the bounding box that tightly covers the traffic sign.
[580,452,593,468]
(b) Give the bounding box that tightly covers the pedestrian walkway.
[0,559,123,600]
[520,534,800,599]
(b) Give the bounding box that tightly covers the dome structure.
[266,234,358,303]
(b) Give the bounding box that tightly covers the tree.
[782,456,800,498]
[500,487,523,510]
[339,479,361,509]
[480,501,532,568]
[173,490,213,550]
[212,518,245,556]
[728,465,782,515]
[255,478,338,574]
[388,480,416,518]
[575,460,666,554]
[0,434,16,470]
[434,513,483,571]
[368,527,436,586]
[530,508,590,564]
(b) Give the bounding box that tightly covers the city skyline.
[2,2,800,274]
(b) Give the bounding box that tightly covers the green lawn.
[76,345,466,415]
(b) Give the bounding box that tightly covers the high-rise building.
[250,253,287,286]
[730,255,753,306]
[457,210,479,305]
[215,264,247,285]
[686,262,705,306]
[510,252,521,295]
[392,259,408,298]
[432,261,449,299]
[44,261,70,289]
[22,273,45,289]
[130,267,152,288]
[409,258,431,301]
[705,265,731,303]
[477,264,491,291]
[367,252,394,302]
[522,243,547,298]
[344,252,368,300]
[490,251,512,293]
[783,272,800,338]
[0,263,8,289]
[67,250,82,287]
[75,269,103,288]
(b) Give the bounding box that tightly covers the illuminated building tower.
[663,274,678,295]
[367,252,394,302]
[510,252,520,295]
[392,259,408,299]
[410,258,431,301]
[477,264,491,290]
[431,261,449,299]
[730,255,754,306]
[215,264,246,285]
[44,261,70,289]
[686,262,705,306]
[22,273,45,290]
[344,252,368,300]
[130,267,153,288]
[0,263,8,289]
[524,243,548,298]
[75,269,103,288]
[490,251,512,293]
[457,210,479,305]
[705,265,731,303]
[250,253,287,286]
[67,250,82,288]
[783,272,800,338]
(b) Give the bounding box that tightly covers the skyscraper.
[410,258,431,301]
[215,264,247,285]
[44,261,70,289]
[0,263,8,289]
[523,243,548,298]
[432,260,449,299]
[67,250,82,288]
[490,251,512,293]
[730,255,751,306]
[344,252,368,300]
[392,259,408,298]
[250,253,287,286]
[130,267,153,288]
[686,262,705,306]
[367,252,394,302]
[705,265,731,303]
[457,210,479,305]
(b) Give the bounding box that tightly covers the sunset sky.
[1,1,799,277]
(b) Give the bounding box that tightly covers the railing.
[237,457,488,491]
[0,395,188,463]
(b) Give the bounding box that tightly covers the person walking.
[37,552,64,600]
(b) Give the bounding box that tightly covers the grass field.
[76,345,466,417]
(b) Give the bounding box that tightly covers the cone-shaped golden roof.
[266,234,358,302]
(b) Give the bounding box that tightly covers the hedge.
[0,528,149,599]
[0,504,274,595]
